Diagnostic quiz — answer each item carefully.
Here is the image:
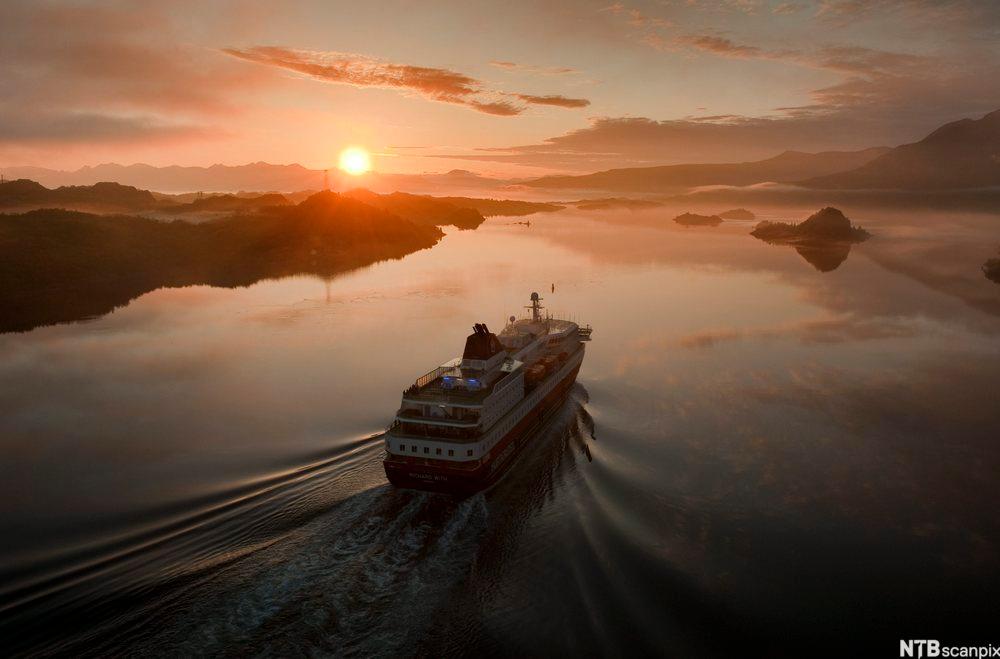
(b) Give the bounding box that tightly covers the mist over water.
[2,207,999,656]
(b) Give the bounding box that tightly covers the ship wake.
[3,386,594,657]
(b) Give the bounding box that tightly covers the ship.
[383,292,591,495]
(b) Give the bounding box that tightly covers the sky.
[2,0,999,176]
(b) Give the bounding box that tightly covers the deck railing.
[415,365,449,388]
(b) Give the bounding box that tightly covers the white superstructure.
[385,292,591,464]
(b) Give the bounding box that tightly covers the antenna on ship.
[323,169,330,191]
[526,292,544,322]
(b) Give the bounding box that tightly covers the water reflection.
[793,241,852,271]
[2,206,999,656]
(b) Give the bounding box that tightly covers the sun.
[338,147,371,176]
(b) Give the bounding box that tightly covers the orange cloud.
[490,61,578,75]
[467,101,522,117]
[514,94,591,108]
[677,35,765,58]
[601,2,966,126]
[0,2,269,148]
[224,46,477,97]
[813,0,999,27]
[427,113,895,170]
[0,113,215,145]
[224,47,587,117]
[601,3,673,28]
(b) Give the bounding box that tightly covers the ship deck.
[402,368,518,405]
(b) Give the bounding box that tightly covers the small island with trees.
[673,212,723,226]
[749,207,871,272]
[750,207,870,243]
[984,248,1000,283]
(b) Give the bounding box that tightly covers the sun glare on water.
[339,147,371,175]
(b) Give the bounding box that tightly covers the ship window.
[448,449,454,456]
[467,449,473,457]
[424,447,429,454]
[399,444,406,451]
[436,448,442,455]
[411,446,417,453]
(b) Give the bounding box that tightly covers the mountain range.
[4,109,999,196]
[0,163,512,195]
[523,148,891,192]
[526,109,1000,193]
[800,109,1000,190]
[2,162,324,194]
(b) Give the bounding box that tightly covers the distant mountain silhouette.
[0,179,159,212]
[801,109,1000,190]
[2,162,324,194]
[750,207,870,272]
[0,192,443,332]
[0,163,516,195]
[523,148,889,192]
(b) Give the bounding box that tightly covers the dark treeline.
[0,191,445,332]
[0,179,560,227]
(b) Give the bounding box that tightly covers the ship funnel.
[463,322,502,360]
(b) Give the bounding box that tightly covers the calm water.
[2,207,999,657]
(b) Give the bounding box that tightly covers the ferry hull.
[383,363,581,496]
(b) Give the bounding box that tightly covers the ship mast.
[525,292,544,322]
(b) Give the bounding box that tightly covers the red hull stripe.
[383,364,581,495]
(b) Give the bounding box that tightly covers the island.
[985,250,1000,283]
[718,208,755,220]
[750,207,870,243]
[340,189,486,230]
[673,212,723,226]
[437,197,564,217]
[750,207,870,272]
[0,179,562,228]
[0,191,448,332]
